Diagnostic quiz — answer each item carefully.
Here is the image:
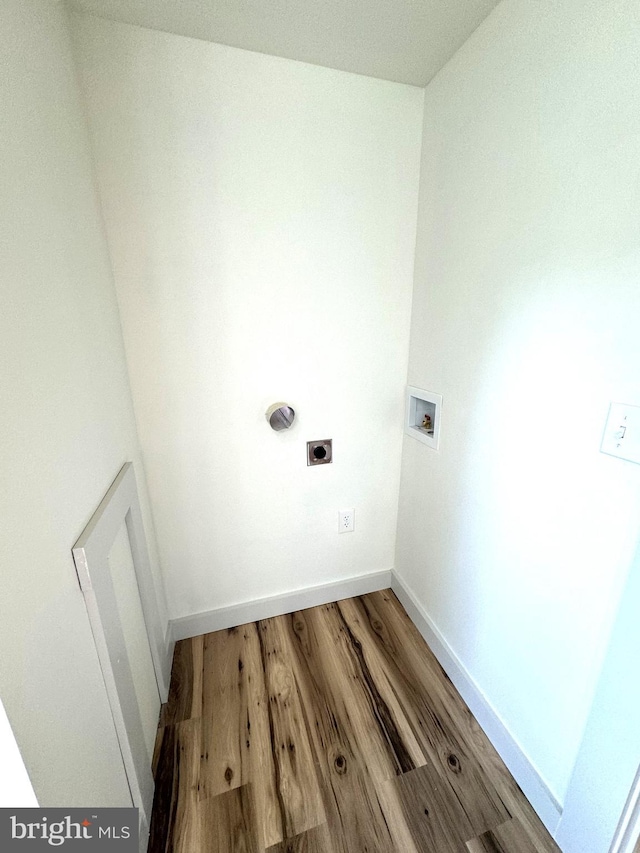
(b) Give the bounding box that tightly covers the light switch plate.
[601,403,640,465]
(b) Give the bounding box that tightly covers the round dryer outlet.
[307,439,332,466]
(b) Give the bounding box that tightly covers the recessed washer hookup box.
[0,809,138,851]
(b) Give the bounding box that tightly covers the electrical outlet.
[338,509,355,533]
[307,439,332,466]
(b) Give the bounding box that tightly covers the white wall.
[396,0,640,807]
[556,540,640,851]
[0,698,37,808]
[71,15,424,620]
[0,0,166,806]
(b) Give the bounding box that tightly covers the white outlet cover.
[338,508,355,533]
[601,403,640,465]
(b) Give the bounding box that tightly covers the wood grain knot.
[334,755,347,775]
[447,753,461,774]
[224,766,234,783]
[294,621,304,632]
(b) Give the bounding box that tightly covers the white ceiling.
[67,0,500,87]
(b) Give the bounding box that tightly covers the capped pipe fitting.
[266,402,295,431]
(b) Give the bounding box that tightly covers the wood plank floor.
[149,590,560,853]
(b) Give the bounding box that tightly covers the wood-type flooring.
[149,590,560,852]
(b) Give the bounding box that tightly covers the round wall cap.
[266,402,295,431]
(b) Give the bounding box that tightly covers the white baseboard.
[391,570,563,837]
[163,631,176,699]
[169,570,392,642]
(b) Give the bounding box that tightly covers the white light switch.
[601,403,640,465]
